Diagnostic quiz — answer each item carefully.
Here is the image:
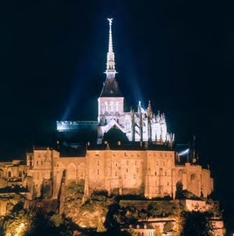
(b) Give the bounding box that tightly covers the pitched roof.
[100,77,122,97]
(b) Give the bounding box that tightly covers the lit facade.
[0,18,214,207]
[57,18,174,146]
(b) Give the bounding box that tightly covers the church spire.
[100,18,121,97]
[105,18,117,78]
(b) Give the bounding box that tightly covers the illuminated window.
[115,101,119,111]
[110,101,114,111]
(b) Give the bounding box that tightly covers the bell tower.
[98,19,124,128]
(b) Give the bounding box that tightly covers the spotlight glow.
[178,148,189,156]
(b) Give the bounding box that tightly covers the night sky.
[0,0,233,232]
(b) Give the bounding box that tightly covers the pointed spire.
[108,18,113,53]
[147,100,153,118]
[105,18,117,78]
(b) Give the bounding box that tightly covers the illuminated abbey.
[56,18,174,145]
[0,18,215,217]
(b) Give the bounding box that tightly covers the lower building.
[22,141,213,201]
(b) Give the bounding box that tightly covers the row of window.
[96,169,170,177]
[94,152,173,157]
[102,101,120,112]
[137,231,154,236]
[97,160,168,166]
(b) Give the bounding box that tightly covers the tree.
[181,211,214,236]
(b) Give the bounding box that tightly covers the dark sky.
[0,0,233,232]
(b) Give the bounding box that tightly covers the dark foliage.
[181,211,213,236]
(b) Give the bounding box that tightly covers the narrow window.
[110,101,114,111]
[115,101,119,112]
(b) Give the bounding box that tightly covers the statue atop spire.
[105,18,117,78]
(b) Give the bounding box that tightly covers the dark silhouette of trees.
[181,211,213,236]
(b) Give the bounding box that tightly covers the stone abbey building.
[0,19,213,203]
